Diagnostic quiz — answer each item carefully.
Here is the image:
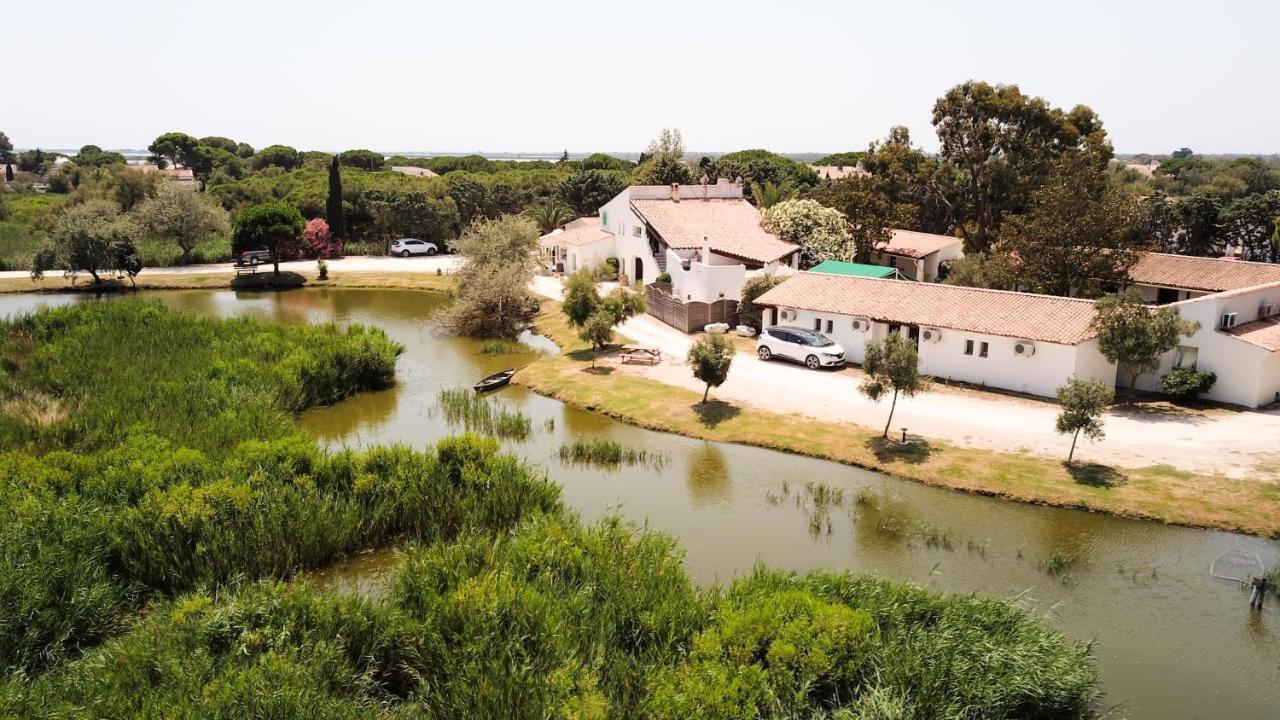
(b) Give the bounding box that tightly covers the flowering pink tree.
[303,218,343,258]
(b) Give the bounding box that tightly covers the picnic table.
[620,344,662,365]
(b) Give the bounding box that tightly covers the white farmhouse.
[754,272,1115,399]
[870,229,965,283]
[541,180,800,331]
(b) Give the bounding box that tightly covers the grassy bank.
[519,302,1280,538]
[0,193,63,271]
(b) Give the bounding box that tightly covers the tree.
[199,136,239,154]
[860,332,928,438]
[996,154,1143,297]
[1055,377,1114,464]
[447,173,493,227]
[562,268,645,365]
[941,252,1018,290]
[806,176,902,263]
[1222,191,1280,262]
[858,126,958,235]
[326,156,346,240]
[524,200,577,234]
[252,144,301,171]
[633,128,696,186]
[1171,147,1194,159]
[760,199,854,267]
[933,81,1112,252]
[1167,196,1222,256]
[303,218,341,258]
[749,181,797,209]
[559,150,570,163]
[33,200,140,285]
[562,268,601,327]
[134,183,232,264]
[709,149,819,192]
[147,132,199,170]
[338,149,385,171]
[557,170,626,215]
[445,215,541,338]
[738,275,785,330]
[578,153,632,172]
[4,164,12,182]
[1091,290,1198,398]
[232,203,304,277]
[0,130,12,164]
[814,151,864,167]
[72,145,126,168]
[688,333,733,403]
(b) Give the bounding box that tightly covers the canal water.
[3,288,1277,719]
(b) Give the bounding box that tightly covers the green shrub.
[1161,367,1217,401]
[655,272,671,284]
[739,274,786,329]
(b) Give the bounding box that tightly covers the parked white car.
[391,238,438,257]
[756,326,846,369]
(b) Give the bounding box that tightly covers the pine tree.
[326,156,346,240]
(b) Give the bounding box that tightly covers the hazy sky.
[6,0,1278,154]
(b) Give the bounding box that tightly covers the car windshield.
[795,331,835,347]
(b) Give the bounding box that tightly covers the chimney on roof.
[671,183,680,202]
[702,236,711,264]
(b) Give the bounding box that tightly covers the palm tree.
[525,201,577,234]
[750,181,797,209]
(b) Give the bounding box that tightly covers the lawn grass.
[519,302,1280,538]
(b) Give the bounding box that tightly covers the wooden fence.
[645,282,739,334]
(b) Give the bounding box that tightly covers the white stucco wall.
[1133,284,1280,407]
[666,249,746,302]
[599,190,662,284]
[768,306,1112,399]
[562,236,616,274]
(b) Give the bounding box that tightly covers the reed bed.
[435,387,532,439]
[2,517,1100,718]
[556,438,667,470]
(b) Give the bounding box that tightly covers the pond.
[3,288,1277,719]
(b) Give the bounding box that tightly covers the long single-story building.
[754,272,1115,399]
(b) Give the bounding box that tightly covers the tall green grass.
[557,437,666,470]
[2,517,1099,718]
[435,387,531,439]
[0,303,559,675]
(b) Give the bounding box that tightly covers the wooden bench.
[620,345,661,365]
[234,264,259,276]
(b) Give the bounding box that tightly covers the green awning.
[809,260,896,278]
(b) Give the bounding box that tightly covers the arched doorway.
[634,257,644,284]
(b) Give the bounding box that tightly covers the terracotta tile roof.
[882,229,963,259]
[754,272,1100,345]
[1128,252,1280,293]
[630,198,798,264]
[1227,317,1280,352]
[539,218,611,248]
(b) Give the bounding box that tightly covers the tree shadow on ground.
[1109,401,1211,425]
[1063,462,1127,488]
[582,366,614,376]
[692,400,740,428]
[865,436,934,465]
[230,271,307,291]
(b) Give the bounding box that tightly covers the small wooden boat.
[474,369,516,392]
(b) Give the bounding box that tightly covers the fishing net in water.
[1209,549,1265,584]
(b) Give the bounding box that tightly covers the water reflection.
[686,442,731,507]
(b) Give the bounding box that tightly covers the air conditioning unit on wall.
[779,309,797,321]
[1220,312,1238,329]
[851,317,871,332]
[1013,340,1036,357]
[920,327,942,343]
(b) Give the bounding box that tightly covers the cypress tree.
[326,155,346,240]
[4,164,12,182]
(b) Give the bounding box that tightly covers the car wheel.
[426,247,438,256]
[400,250,411,258]
[805,355,820,370]
[757,346,772,361]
